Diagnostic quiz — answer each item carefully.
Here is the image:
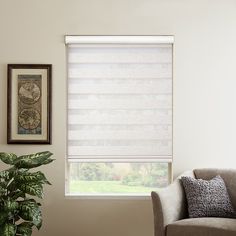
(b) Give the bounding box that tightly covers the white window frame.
[65,35,174,198]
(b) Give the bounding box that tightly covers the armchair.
[151,169,236,236]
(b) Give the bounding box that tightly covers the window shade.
[66,36,173,162]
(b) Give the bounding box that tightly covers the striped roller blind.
[66,36,173,162]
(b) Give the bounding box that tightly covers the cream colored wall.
[0,0,236,235]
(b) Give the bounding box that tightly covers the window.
[65,36,173,196]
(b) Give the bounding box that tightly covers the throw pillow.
[181,175,235,218]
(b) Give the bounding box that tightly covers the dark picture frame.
[7,64,52,144]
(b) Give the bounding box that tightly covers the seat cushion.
[166,217,236,236]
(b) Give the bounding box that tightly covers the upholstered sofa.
[151,169,236,236]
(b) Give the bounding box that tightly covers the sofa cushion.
[167,217,236,236]
[181,175,235,218]
[194,168,236,210]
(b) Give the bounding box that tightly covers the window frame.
[65,35,174,197]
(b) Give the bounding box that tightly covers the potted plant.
[0,151,54,236]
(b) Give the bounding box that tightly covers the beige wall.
[0,0,236,235]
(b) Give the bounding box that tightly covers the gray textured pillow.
[181,175,235,218]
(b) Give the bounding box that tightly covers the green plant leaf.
[10,190,26,200]
[2,199,19,212]
[0,185,7,196]
[0,168,14,180]
[0,153,17,165]
[7,181,17,193]
[0,168,16,195]
[0,223,16,236]
[16,222,33,236]
[16,171,51,185]
[18,182,43,198]
[0,170,9,179]
[19,200,42,230]
[14,151,53,169]
[0,211,8,226]
[42,158,55,165]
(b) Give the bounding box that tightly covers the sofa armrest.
[151,171,194,236]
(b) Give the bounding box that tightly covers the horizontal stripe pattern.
[67,43,172,159]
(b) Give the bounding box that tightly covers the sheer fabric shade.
[66,36,173,162]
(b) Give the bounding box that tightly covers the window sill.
[65,193,151,200]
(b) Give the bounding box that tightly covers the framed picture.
[7,64,52,144]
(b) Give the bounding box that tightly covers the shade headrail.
[65,35,174,45]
